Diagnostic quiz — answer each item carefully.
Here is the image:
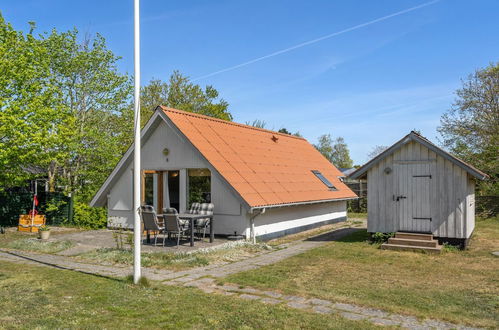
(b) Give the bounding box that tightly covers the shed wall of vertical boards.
[367,141,475,239]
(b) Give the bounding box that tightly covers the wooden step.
[381,243,442,254]
[388,237,438,248]
[395,232,433,241]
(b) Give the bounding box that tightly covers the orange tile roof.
[161,106,357,208]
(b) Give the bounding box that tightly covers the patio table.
[177,213,214,247]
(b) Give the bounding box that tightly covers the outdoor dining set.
[140,202,214,247]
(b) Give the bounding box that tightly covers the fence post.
[68,193,74,224]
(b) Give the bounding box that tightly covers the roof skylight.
[312,170,337,190]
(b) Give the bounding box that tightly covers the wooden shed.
[350,131,487,250]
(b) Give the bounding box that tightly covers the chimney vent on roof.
[271,135,279,143]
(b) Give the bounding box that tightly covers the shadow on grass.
[336,229,370,243]
[306,228,366,243]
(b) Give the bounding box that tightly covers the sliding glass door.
[167,171,180,212]
[142,169,211,213]
[142,170,180,212]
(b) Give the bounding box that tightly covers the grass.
[76,241,273,271]
[225,217,499,328]
[347,212,368,219]
[0,261,381,329]
[0,231,37,248]
[0,227,79,253]
[6,238,74,253]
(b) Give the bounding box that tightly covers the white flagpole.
[133,0,142,284]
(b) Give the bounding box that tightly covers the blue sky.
[3,0,498,164]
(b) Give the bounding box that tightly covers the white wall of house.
[248,201,347,240]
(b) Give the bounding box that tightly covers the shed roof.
[349,131,488,180]
[161,106,357,208]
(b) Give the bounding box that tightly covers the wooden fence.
[345,180,367,213]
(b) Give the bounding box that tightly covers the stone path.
[0,227,480,329]
[0,228,359,281]
[167,277,479,330]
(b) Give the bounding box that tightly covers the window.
[143,173,155,206]
[188,169,211,206]
[312,170,337,190]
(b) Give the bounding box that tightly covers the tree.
[278,128,291,134]
[315,134,334,163]
[0,14,133,201]
[438,63,499,195]
[315,134,353,168]
[368,145,388,159]
[331,137,353,168]
[278,127,302,137]
[0,15,68,189]
[140,71,231,126]
[0,15,233,204]
[41,29,133,200]
[245,119,267,128]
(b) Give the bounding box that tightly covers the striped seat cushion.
[195,203,214,227]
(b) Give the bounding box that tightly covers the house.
[90,106,357,240]
[339,168,357,178]
[349,131,488,249]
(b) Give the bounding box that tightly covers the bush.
[371,232,395,244]
[347,197,367,213]
[71,202,107,229]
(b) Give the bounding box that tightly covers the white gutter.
[249,197,357,213]
[249,208,266,244]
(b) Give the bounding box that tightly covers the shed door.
[396,163,432,233]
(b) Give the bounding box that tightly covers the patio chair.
[163,207,189,228]
[194,203,214,239]
[188,202,201,214]
[140,205,166,246]
[163,207,189,248]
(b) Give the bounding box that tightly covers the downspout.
[249,208,266,244]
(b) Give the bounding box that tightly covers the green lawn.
[0,261,380,329]
[347,212,367,219]
[225,217,499,328]
[0,230,38,248]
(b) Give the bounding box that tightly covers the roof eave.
[349,134,412,179]
[89,111,164,207]
[249,196,358,213]
[349,132,488,181]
